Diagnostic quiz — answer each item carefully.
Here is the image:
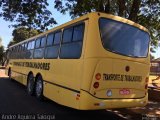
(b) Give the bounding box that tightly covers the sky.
[0,0,71,49]
[0,0,159,58]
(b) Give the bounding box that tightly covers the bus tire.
[35,75,44,100]
[27,73,35,96]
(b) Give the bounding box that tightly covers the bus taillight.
[95,73,101,80]
[93,82,99,89]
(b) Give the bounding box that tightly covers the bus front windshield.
[99,18,150,58]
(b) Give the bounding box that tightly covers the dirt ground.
[0,69,160,120]
[109,89,160,120]
[109,77,160,120]
[0,69,7,77]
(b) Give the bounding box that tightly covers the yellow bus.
[5,12,150,110]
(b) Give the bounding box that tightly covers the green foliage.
[0,37,2,46]
[0,37,5,65]
[0,0,57,31]
[12,27,40,43]
[138,0,160,51]
[8,27,41,47]
[54,0,160,50]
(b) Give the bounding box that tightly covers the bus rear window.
[99,18,150,57]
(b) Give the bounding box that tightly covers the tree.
[54,0,160,50]
[8,27,41,47]
[0,0,57,31]
[0,37,6,65]
[0,37,2,46]
[0,46,4,64]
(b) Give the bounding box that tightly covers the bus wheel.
[27,74,35,95]
[35,75,43,100]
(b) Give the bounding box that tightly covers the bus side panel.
[6,60,28,86]
[43,20,89,109]
[80,59,100,91]
[79,14,99,91]
[11,70,27,85]
[43,59,83,109]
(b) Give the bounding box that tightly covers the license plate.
[119,89,130,95]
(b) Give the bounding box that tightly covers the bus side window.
[10,48,12,59]
[18,45,20,59]
[26,40,35,59]
[72,24,84,41]
[23,42,28,59]
[12,47,14,59]
[19,45,22,59]
[54,32,61,45]
[14,46,17,59]
[41,37,46,48]
[31,41,35,49]
[34,36,46,59]
[62,27,73,43]
[12,47,15,59]
[17,46,19,59]
[14,47,17,59]
[46,33,54,46]
[18,45,21,59]
[24,42,28,51]
[60,24,84,59]
[45,31,61,59]
[35,38,41,48]
[21,44,25,59]
[24,42,29,59]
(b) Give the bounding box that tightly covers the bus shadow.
[1,78,126,120]
[43,97,126,120]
